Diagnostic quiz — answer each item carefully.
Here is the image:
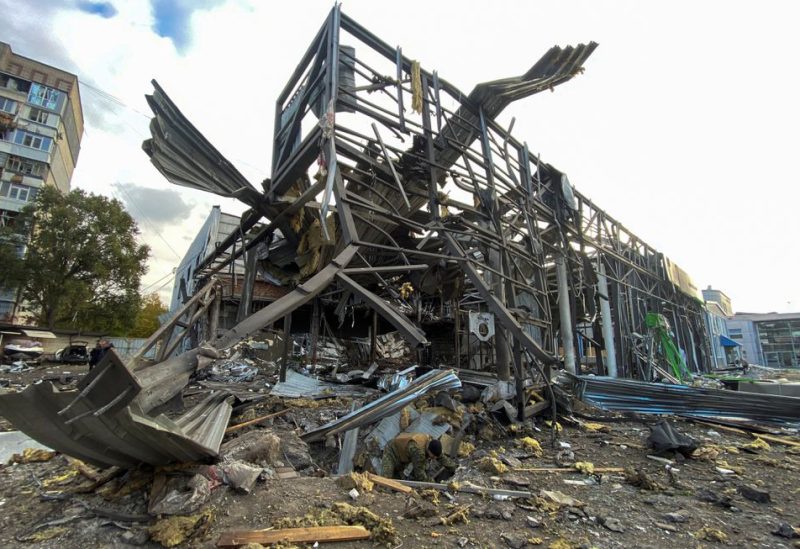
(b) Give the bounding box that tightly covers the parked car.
[54,341,90,365]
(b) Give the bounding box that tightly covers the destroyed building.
[2,9,800,548]
[149,6,711,384]
[0,5,721,467]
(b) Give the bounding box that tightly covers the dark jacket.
[88,343,113,368]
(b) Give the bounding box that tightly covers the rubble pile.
[2,339,800,547]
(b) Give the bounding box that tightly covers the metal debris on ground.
[301,369,461,442]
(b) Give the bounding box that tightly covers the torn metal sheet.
[302,369,461,442]
[376,365,416,392]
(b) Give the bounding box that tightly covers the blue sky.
[76,1,117,19]
[149,0,224,51]
[150,0,191,50]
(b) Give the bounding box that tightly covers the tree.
[0,186,150,331]
[129,292,168,338]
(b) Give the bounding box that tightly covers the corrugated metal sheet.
[573,375,800,425]
[0,349,232,467]
[143,81,255,198]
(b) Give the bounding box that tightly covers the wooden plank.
[275,467,300,479]
[366,472,413,494]
[217,525,370,547]
[523,400,550,419]
[225,409,289,433]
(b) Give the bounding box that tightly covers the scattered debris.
[738,484,771,504]
[336,472,374,493]
[599,516,625,533]
[772,523,800,539]
[8,447,56,464]
[538,490,584,509]
[647,420,698,457]
[518,437,544,457]
[694,526,728,543]
[741,437,771,453]
[149,474,211,516]
[624,468,664,491]
[148,508,214,547]
[221,461,262,494]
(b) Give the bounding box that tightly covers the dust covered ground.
[1,386,799,549]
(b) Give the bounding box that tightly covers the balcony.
[0,140,50,164]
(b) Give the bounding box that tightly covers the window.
[27,83,61,111]
[7,184,30,202]
[0,75,29,92]
[0,209,19,227]
[12,130,52,152]
[27,107,48,124]
[0,97,16,114]
[6,156,44,177]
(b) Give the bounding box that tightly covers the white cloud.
[4,0,799,312]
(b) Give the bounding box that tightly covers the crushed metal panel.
[0,348,233,468]
[302,369,461,442]
[270,369,373,399]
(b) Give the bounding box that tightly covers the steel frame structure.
[143,6,711,401]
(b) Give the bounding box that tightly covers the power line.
[81,81,270,178]
[140,268,176,293]
[113,182,183,260]
[148,276,175,297]
[80,81,152,120]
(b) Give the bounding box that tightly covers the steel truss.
[143,6,711,409]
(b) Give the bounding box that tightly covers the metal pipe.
[596,262,618,377]
[556,256,576,374]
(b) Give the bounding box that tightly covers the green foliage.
[129,292,168,338]
[0,186,150,331]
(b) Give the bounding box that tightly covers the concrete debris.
[538,490,584,508]
[220,430,282,466]
[738,484,771,504]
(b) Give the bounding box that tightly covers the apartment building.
[0,42,84,320]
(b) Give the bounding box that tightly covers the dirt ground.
[1,362,800,548]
